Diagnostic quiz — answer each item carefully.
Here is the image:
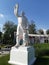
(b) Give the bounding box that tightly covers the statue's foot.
[21,43,27,47]
[15,44,20,48]
[22,43,28,47]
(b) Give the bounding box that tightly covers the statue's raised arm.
[14,4,19,17]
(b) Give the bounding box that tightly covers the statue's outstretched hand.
[15,4,19,9]
[14,4,19,17]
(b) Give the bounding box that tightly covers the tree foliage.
[0,31,3,43]
[29,20,36,34]
[3,21,17,45]
[46,29,49,34]
[0,31,2,39]
[38,29,44,34]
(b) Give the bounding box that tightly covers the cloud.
[0,14,4,18]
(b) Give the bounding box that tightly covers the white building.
[29,34,49,44]
[28,29,49,44]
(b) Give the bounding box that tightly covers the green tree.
[3,21,17,45]
[0,31,2,39]
[46,29,49,34]
[29,20,36,34]
[38,29,44,34]
[0,31,2,43]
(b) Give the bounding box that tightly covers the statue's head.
[21,11,25,16]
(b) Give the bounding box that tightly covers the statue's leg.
[22,33,26,46]
[15,26,20,47]
[23,32,29,46]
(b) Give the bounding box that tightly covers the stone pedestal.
[8,46,36,65]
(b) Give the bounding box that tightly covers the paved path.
[0,51,10,57]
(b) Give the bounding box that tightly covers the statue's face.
[21,11,25,16]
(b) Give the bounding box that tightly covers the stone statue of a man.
[14,4,29,47]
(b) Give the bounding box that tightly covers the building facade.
[29,34,49,44]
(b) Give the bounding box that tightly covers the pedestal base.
[8,46,36,65]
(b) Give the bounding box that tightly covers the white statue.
[14,4,29,47]
[8,4,36,65]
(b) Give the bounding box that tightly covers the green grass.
[0,54,11,65]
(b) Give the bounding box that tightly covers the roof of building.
[28,34,49,37]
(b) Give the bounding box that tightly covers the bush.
[33,43,49,57]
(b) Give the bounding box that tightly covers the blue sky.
[0,0,49,31]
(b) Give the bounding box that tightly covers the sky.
[0,0,49,32]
